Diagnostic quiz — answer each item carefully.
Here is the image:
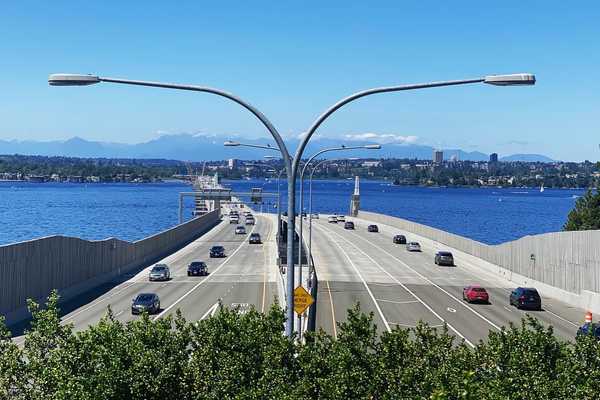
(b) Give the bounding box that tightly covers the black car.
[209,245,226,258]
[577,323,600,339]
[187,261,208,276]
[393,234,407,244]
[344,221,355,230]
[509,287,542,310]
[249,233,262,244]
[435,251,455,266]
[367,224,379,232]
[131,293,160,315]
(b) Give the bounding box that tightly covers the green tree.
[564,189,600,231]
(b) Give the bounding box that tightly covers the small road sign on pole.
[294,286,314,315]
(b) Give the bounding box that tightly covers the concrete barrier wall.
[358,211,600,297]
[0,210,220,321]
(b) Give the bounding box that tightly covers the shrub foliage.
[1,291,599,399]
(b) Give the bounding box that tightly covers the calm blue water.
[0,180,584,246]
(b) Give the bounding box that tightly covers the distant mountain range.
[0,134,555,162]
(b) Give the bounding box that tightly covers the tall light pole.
[49,72,535,337]
[264,155,286,245]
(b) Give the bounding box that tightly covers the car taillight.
[519,296,526,301]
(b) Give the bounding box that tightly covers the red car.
[462,286,489,303]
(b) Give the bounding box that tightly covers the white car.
[336,215,346,222]
[406,242,422,252]
[328,216,338,223]
[230,216,239,224]
[235,225,246,234]
[149,264,171,281]
[311,213,319,219]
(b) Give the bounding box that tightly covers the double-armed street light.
[49,72,536,337]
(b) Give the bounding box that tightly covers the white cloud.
[344,132,419,145]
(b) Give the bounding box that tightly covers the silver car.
[406,242,421,252]
[235,225,246,234]
[149,264,170,281]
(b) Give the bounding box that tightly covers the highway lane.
[11,210,279,341]
[312,215,583,343]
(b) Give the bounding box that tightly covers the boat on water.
[540,184,545,193]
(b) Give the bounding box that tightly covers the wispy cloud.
[504,140,530,146]
[344,132,419,145]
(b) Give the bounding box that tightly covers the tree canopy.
[564,189,600,231]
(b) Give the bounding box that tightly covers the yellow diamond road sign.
[294,286,314,315]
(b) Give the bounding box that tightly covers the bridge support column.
[349,175,360,217]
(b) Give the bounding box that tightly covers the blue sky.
[0,1,598,161]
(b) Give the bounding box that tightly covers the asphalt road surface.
[309,215,584,345]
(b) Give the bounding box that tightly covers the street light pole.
[49,72,535,338]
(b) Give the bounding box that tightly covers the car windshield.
[523,289,539,296]
[152,266,166,272]
[472,288,486,292]
[409,242,419,246]
[136,294,154,302]
[191,262,204,267]
[213,246,223,251]
[439,252,452,256]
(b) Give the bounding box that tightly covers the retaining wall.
[0,210,220,323]
[358,211,600,311]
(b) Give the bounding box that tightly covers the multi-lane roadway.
[11,209,281,342]
[309,215,584,345]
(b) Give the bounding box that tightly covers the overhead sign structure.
[294,286,314,315]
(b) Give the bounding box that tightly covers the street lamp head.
[48,73,100,86]
[363,144,382,149]
[223,141,240,147]
[484,73,536,86]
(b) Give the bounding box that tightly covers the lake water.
[0,180,584,246]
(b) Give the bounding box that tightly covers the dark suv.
[393,234,406,244]
[435,251,454,266]
[131,293,160,315]
[344,221,355,230]
[209,245,226,258]
[509,287,542,310]
[187,261,208,276]
[367,224,379,232]
[249,233,262,244]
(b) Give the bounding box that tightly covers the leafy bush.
[2,292,600,399]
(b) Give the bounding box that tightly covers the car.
[210,245,226,258]
[367,224,379,232]
[229,210,239,217]
[328,216,338,223]
[245,218,255,225]
[344,221,355,230]
[301,212,307,218]
[435,251,455,266]
[187,261,208,276]
[393,234,407,244]
[311,213,319,219]
[282,211,288,217]
[463,286,489,303]
[249,233,262,244]
[577,323,600,339]
[235,225,246,234]
[509,287,542,310]
[229,217,239,224]
[244,211,252,217]
[149,264,170,281]
[336,215,346,222]
[406,242,421,252]
[131,293,160,315]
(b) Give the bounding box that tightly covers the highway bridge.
[5,199,591,345]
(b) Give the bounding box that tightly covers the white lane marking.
[503,306,513,312]
[317,223,475,347]
[200,302,220,320]
[114,310,124,317]
[376,299,420,305]
[154,224,256,320]
[447,307,457,313]
[544,308,579,327]
[316,224,391,332]
[340,226,502,332]
[62,282,136,323]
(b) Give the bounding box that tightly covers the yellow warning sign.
[294,286,314,315]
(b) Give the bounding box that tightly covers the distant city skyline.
[0,2,599,161]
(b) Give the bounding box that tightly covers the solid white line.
[154,223,256,320]
[543,308,579,327]
[341,226,503,332]
[318,223,474,347]
[315,224,391,332]
[200,302,220,320]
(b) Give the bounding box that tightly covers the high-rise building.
[433,150,443,164]
[489,153,499,163]
[228,158,238,170]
